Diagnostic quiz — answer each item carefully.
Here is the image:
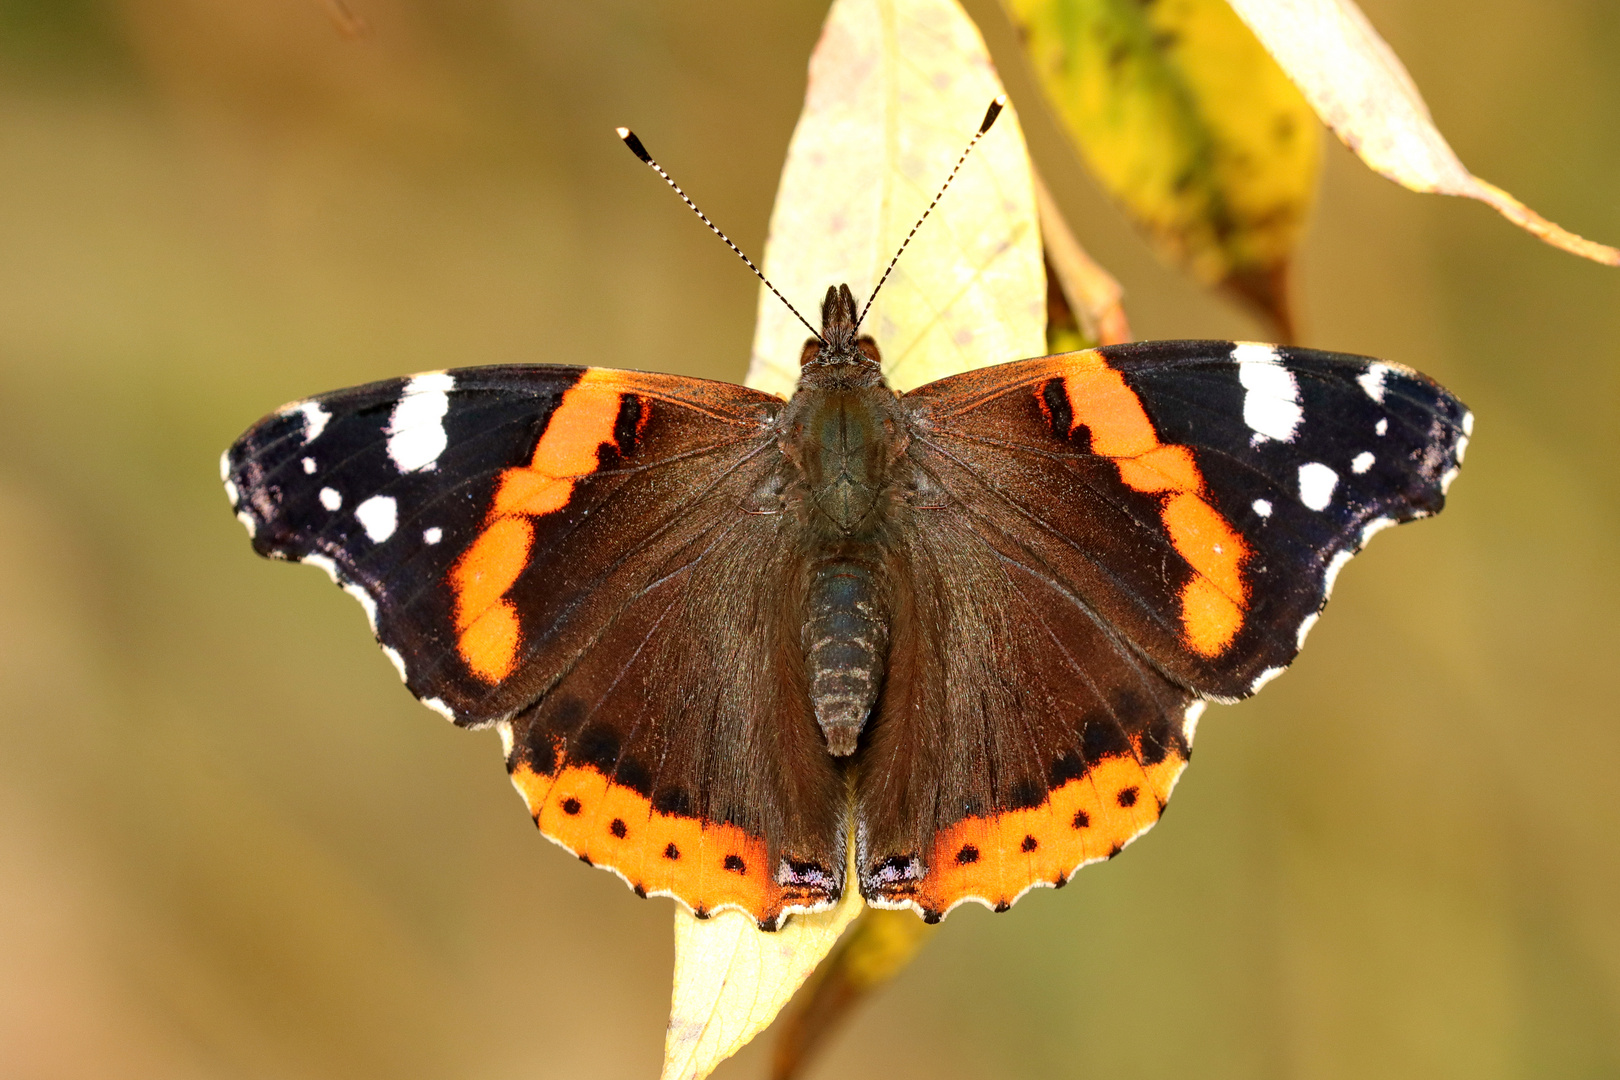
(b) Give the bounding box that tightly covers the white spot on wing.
[235,510,257,537]
[387,371,455,472]
[218,450,232,482]
[354,495,398,542]
[1234,342,1302,443]
[422,527,442,545]
[1351,451,1375,474]
[382,645,408,682]
[1375,418,1388,436]
[1462,411,1475,437]
[497,719,515,759]
[1295,612,1320,648]
[302,457,317,474]
[1298,462,1339,510]
[342,581,379,632]
[1441,466,1460,494]
[319,487,342,511]
[301,553,341,583]
[1455,435,1470,463]
[1360,516,1396,544]
[1182,700,1207,745]
[1323,548,1355,598]
[423,697,457,722]
[284,400,330,442]
[223,477,239,505]
[1250,666,1286,693]
[1358,363,1390,403]
[1252,498,1272,518]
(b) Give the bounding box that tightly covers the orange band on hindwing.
[1057,354,1250,656]
[509,761,812,924]
[450,369,635,682]
[908,750,1185,915]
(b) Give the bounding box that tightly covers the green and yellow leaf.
[1003,0,1321,336]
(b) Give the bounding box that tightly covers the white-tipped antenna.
[855,96,1006,331]
[617,127,824,344]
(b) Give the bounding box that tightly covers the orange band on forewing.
[1061,361,1159,457]
[1114,444,1202,494]
[1057,355,1249,656]
[449,371,632,681]
[1179,578,1244,657]
[451,517,534,629]
[1161,493,1244,598]
[459,600,523,681]
[510,762,780,920]
[910,752,1185,914]
[492,469,575,518]
[530,371,627,475]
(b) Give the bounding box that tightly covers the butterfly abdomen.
[803,557,890,756]
[782,349,911,758]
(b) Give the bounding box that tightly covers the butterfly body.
[224,286,1470,929]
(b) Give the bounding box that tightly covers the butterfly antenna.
[855,96,1006,331]
[617,127,824,344]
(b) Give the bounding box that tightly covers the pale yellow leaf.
[1224,0,1619,266]
[661,849,864,1080]
[664,4,1046,1078]
[745,0,1046,397]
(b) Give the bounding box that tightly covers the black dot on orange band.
[1072,809,1090,829]
[609,818,627,838]
[994,901,1011,913]
[723,854,746,874]
[1108,843,1123,858]
[694,906,710,920]
[955,844,980,865]
[663,842,680,860]
[1021,834,1038,852]
[632,884,647,898]
[562,797,582,815]
[1117,787,1139,808]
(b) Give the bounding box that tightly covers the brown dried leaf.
[1035,168,1131,349]
[768,908,938,1080]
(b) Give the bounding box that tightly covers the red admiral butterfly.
[223,107,1469,930]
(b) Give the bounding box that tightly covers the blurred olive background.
[1,1,1616,1077]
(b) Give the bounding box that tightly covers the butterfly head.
[800,283,882,372]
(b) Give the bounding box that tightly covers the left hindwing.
[901,341,1472,701]
[225,366,851,927]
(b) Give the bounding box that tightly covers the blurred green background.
[1,1,1616,1077]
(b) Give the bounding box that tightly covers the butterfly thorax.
[777,284,911,756]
